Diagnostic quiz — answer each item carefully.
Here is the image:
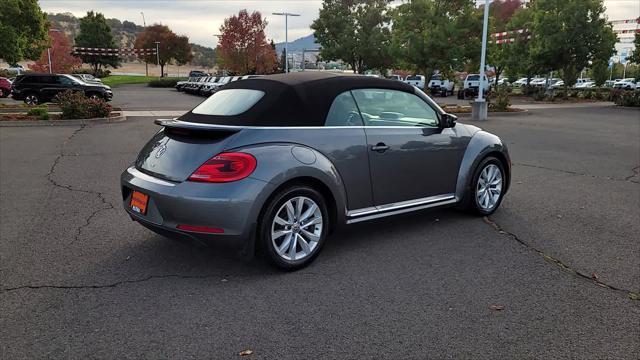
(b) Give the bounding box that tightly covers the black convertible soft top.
[178,72,416,127]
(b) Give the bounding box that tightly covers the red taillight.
[177,224,224,234]
[188,152,257,183]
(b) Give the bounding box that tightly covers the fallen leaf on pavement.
[239,349,253,356]
[489,304,504,311]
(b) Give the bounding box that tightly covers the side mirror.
[441,113,457,128]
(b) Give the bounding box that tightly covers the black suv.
[11,73,113,105]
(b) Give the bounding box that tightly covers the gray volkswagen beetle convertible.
[121,72,510,269]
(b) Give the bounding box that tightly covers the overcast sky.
[39,0,640,48]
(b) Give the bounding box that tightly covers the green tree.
[502,6,540,87]
[0,0,49,64]
[312,0,393,74]
[628,33,640,64]
[529,0,616,89]
[391,0,482,85]
[591,60,608,86]
[75,11,121,74]
[486,0,523,85]
[135,25,193,77]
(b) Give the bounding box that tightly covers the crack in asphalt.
[513,162,639,184]
[0,274,223,293]
[624,165,640,181]
[45,125,116,244]
[483,217,640,301]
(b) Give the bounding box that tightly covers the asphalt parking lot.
[1,92,639,358]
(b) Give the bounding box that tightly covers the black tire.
[259,185,329,270]
[23,93,40,106]
[460,156,506,216]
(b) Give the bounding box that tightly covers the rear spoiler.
[154,119,243,132]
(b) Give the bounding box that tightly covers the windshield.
[406,76,422,81]
[467,75,480,81]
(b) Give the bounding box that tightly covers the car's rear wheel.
[260,186,329,270]
[24,93,39,106]
[469,157,505,215]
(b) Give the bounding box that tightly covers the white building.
[611,18,639,63]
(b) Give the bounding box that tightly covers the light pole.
[272,12,300,73]
[473,0,491,121]
[154,41,160,77]
[213,34,225,75]
[141,12,148,76]
[47,48,52,74]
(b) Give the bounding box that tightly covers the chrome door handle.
[371,143,390,153]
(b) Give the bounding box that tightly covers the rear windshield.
[467,75,480,81]
[191,89,265,116]
[406,76,422,81]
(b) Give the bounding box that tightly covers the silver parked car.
[121,72,511,269]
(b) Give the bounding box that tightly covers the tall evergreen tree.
[75,11,121,74]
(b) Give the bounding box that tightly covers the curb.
[0,113,126,127]
[453,109,529,118]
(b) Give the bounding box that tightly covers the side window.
[57,76,74,86]
[351,89,439,127]
[324,91,363,127]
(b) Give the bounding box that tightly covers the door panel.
[352,88,465,206]
[364,126,464,205]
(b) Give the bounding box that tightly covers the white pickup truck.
[427,75,455,97]
[405,75,425,89]
[458,74,490,99]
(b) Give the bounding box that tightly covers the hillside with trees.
[46,12,215,67]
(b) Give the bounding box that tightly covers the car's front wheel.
[470,157,506,215]
[24,93,39,106]
[260,186,329,270]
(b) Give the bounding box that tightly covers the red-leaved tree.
[135,24,193,77]
[216,10,277,75]
[29,30,82,73]
[490,0,523,31]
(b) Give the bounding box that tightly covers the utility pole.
[272,12,300,73]
[213,34,224,75]
[47,48,52,74]
[472,0,490,121]
[141,12,148,76]
[155,41,160,77]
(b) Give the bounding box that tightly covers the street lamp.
[473,0,491,121]
[272,12,300,73]
[141,12,148,76]
[213,34,225,75]
[154,41,160,77]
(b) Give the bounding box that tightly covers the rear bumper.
[121,166,274,250]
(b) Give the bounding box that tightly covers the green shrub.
[532,88,546,101]
[611,90,640,107]
[55,90,112,119]
[148,78,180,88]
[489,85,511,111]
[26,107,49,120]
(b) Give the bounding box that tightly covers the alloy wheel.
[25,95,38,105]
[271,196,323,261]
[476,164,503,211]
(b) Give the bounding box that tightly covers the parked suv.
[11,73,113,105]
[613,78,637,90]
